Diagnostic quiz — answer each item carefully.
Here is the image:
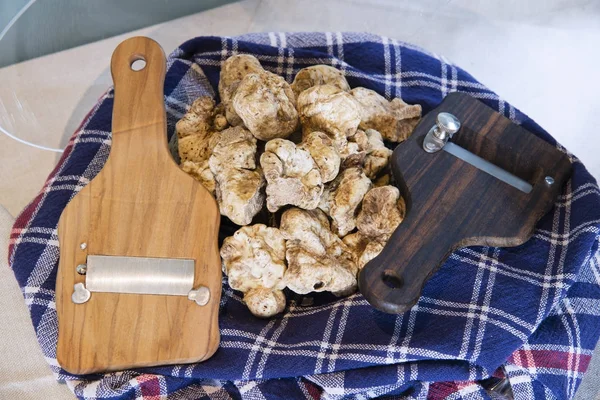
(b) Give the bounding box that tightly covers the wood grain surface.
[359,92,572,314]
[56,37,222,374]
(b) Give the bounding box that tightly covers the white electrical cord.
[0,0,65,153]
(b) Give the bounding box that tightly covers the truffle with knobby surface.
[260,139,323,212]
[291,65,350,98]
[350,87,422,142]
[233,71,299,141]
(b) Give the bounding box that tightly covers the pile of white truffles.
[177,56,421,317]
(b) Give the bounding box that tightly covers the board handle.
[358,210,454,314]
[110,37,167,136]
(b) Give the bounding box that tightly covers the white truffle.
[213,113,229,131]
[280,208,333,256]
[345,129,392,179]
[214,168,265,226]
[280,208,357,295]
[350,87,422,142]
[244,288,286,318]
[297,85,362,152]
[209,126,257,173]
[291,65,350,98]
[177,111,222,166]
[178,132,219,164]
[356,185,405,239]
[342,231,385,270]
[320,167,372,237]
[177,98,226,192]
[180,160,216,195]
[209,126,265,225]
[176,96,215,139]
[362,129,393,179]
[220,224,287,317]
[260,139,323,212]
[299,131,341,183]
[218,54,264,126]
[233,71,299,141]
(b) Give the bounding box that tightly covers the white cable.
[0,0,65,153]
[0,125,65,153]
[0,0,38,42]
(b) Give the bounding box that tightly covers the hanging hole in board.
[382,269,403,289]
[130,58,146,71]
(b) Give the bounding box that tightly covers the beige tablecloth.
[0,206,73,399]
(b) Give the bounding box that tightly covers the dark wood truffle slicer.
[358,92,572,314]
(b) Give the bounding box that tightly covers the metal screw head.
[80,242,87,250]
[545,176,555,186]
[72,283,91,304]
[435,112,461,138]
[76,264,87,275]
[188,286,210,306]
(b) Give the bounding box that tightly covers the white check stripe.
[450,251,574,289]
[278,32,287,48]
[326,294,353,372]
[381,35,391,99]
[315,300,342,373]
[391,38,401,99]
[256,300,296,378]
[560,298,581,398]
[459,248,488,359]
[440,55,448,97]
[386,315,404,363]
[325,32,334,63]
[472,249,499,365]
[268,32,277,47]
[420,297,535,331]
[242,319,277,380]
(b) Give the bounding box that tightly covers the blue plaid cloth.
[8,32,600,400]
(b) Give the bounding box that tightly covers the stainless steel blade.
[443,142,533,194]
[86,255,194,296]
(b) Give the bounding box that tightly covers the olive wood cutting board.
[56,37,222,374]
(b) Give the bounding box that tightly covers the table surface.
[1,0,599,217]
[0,2,599,398]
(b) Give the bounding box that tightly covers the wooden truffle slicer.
[55,37,221,374]
[359,92,572,314]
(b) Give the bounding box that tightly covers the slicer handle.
[110,37,167,142]
[358,208,455,314]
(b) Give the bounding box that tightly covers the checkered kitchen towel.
[8,33,600,400]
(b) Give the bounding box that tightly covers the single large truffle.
[297,85,362,152]
[299,131,341,183]
[291,65,350,98]
[218,54,265,126]
[280,208,358,295]
[260,139,323,212]
[220,224,287,317]
[350,87,422,142]
[209,126,265,225]
[356,185,405,239]
[319,167,372,237]
[233,70,299,141]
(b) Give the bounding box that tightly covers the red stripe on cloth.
[7,141,74,264]
[303,380,322,399]
[427,381,460,399]
[136,374,162,400]
[509,349,592,373]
